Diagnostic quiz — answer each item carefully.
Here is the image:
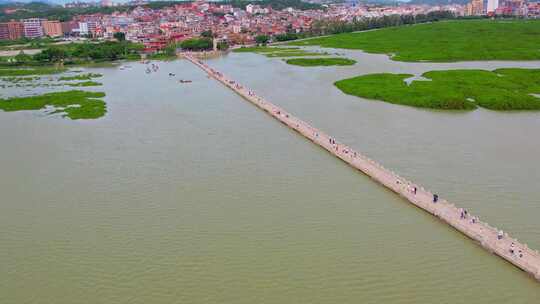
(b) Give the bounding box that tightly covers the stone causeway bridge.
[183,53,540,282]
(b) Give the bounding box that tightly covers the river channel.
[1,49,539,303]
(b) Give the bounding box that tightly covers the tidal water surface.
[1,52,539,303]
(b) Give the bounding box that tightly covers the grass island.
[0,90,107,119]
[334,68,540,111]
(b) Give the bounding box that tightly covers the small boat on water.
[178,79,192,83]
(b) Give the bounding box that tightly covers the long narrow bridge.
[183,53,540,282]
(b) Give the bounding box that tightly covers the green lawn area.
[286,57,356,66]
[290,20,540,62]
[0,90,107,119]
[334,68,540,111]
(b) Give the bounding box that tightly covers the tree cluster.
[113,32,126,42]
[30,41,143,63]
[306,11,457,37]
[216,41,229,51]
[200,30,214,38]
[274,33,299,42]
[255,35,270,45]
[179,38,213,51]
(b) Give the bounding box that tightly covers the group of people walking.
[145,62,159,74]
[509,242,524,258]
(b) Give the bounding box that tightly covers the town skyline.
[2,0,538,53]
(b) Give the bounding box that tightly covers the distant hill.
[0,1,55,8]
[0,0,52,4]
[0,2,126,22]
[0,0,321,22]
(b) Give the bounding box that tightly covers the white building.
[487,0,499,13]
[78,22,89,36]
[22,18,44,38]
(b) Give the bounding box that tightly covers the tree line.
[0,1,193,22]
[304,11,458,37]
[6,40,143,66]
[249,11,461,46]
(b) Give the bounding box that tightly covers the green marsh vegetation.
[0,90,107,120]
[233,46,301,53]
[291,20,540,62]
[266,51,328,57]
[286,57,356,66]
[65,81,102,87]
[233,46,328,58]
[1,76,41,82]
[334,69,540,111]
[0,69,103,89]
[59,73,102,81]
[0,67,66,77]
[0,61,107,119]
